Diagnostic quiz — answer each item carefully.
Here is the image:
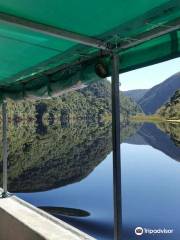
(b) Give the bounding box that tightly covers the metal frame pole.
[111,53,122,240]
[1,100,8,198]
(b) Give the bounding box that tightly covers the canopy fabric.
[0,0,180,100]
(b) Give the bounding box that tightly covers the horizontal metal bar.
[1,12,179,53]
[117,18,180,51]
[0,12,109,50]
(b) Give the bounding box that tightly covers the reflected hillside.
[1,120,112,192]
[1,118,179,193]
[126,122,180,161]
[157,122,180,147]
[0,120,139,193]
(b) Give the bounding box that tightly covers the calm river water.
[2,120,180,240]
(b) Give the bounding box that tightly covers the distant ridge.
[123,89,148,102]
[138,72,180,114]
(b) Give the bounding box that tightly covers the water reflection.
[0,120,140,193]
[39,206,90,217]
[35,103,48,135]
[0,119,180,239]
[126,122,180,161]
[6,121,112,192]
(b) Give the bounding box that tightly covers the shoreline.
[166,119,180,123]
[131,115,180,123]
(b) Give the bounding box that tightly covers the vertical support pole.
[111,53,122,240]
[2,100,8,197]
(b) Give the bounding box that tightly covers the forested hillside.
[7,79,141,123]
[157,89,180,120]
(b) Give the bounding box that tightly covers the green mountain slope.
[157,89,180,120]
[7,79,142,123]
[138,72,180,114]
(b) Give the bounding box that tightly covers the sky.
[108,57,180,91]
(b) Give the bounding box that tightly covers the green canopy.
[0,0,180,100]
